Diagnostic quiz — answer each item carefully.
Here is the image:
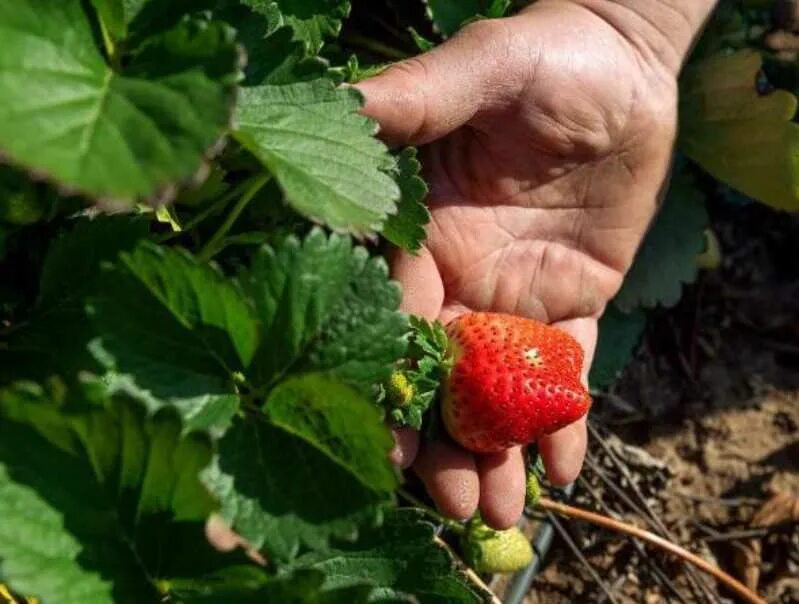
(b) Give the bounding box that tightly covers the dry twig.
[539,497,767,604]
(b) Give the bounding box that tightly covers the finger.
[389,427,419,469]
[355,19,517,146]
[413,439,479,521]
[538,416,588,486]
[391,246,444,320]
[205,514,266,566]
[476,446,526,529]
[538,317,597,485]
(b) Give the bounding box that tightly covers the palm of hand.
[421,14,676,326]
[361,2,679,528]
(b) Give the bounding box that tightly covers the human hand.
[358,0,706,529]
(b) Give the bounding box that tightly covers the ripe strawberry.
[441,312,590,453]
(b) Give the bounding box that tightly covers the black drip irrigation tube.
[502,482,577,604]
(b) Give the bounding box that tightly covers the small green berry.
[461,517,533,574]
[525,471,541,507]
[386,371,415,407]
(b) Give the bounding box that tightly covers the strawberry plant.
[0,1,797,602]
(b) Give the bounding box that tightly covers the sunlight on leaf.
[680,50,799,210]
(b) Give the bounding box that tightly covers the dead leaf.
[733,490,799,589]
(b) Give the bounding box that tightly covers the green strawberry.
[525,471,541,508]
[461,517,534,574]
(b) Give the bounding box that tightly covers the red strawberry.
[441,312,590,454]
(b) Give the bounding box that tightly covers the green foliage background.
[0,0,797,601]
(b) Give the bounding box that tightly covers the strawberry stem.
[198,173,270,261]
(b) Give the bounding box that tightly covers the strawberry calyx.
[381,316,452,429]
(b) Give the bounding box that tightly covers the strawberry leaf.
[202,374,395,561]
[87,242,259,434]
[91,0,128,42]
[213,1,325,86]
[285,510,488,603]
[265,374,399,494]
[270,0,351,52]
[0,216,149,384]
[241,26,327,85]
[244,229,407,390]
[0,168,46,226]
[176,568,378,603]
[589,304,647,389]
[680,49,799,210]
[0,384,225,604]
[425,0,510,37]
[0,2,238,205]
[382,148,430,253]
[234,79,400,236]
[614,172,708,311]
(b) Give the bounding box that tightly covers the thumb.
[390,246,443,320]
[355,20,515,146]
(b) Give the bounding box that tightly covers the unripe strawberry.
[386,370,415,407]
[461,517,534,574]
[442,312,590,453]
[525,471,541,507]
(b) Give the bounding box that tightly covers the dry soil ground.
[512,200,799,603]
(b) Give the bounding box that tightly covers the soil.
[507,200,799,603]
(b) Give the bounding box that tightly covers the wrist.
[529,0,718,76]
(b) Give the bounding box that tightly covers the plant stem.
[198,173,270,261]
[432,536,502,604]
[397,489,466,536]
[538,497,766,604]
[157,178,254,244]
[98,18,117,68]
[342,33,410,60]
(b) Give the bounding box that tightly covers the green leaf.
[679,49,799,210]
[409,27,436,52]
[241,26,328,86]
[238,0,284,32]
[38,215,151,306]
[87,242,258,433]
[0,225,7,261]
[0,168,46,226]
[300,250,406,386]
[177,567,379,603]
[271,0,350,52]
[286,510,488,603]
[382,148,430,252]
[121,0,221,42]
[0,215,149,384]
[425,0,509,37]
[0,3,239,205]
[91,0,127,42]
[0,385,221,604]
[589,305,647,389]
[214,0,326,86]
[202,374,396,562]
[614,173,708,311]
[245,229,407,389]
[264,374,398,493]
[234,79,400,235]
